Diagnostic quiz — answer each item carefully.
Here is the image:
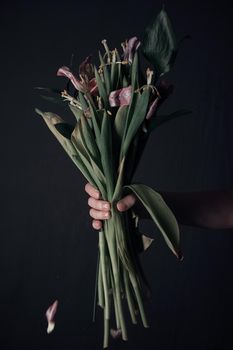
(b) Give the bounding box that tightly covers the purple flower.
[146,97,160,120]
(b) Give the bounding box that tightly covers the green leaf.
[149,109,192,130]
[34,86,62,94]
[54,122,74,139]
[110,62,118,91]
[71,120,106,197]
[124,183,181,259]
[130,51,139,91]
[80,115,100,161]
[69,104,83,122]
[35,109,77,158]
[122,88,150,157]
[116,49,123,88]
[87,99,101,145]
[94,66,108,108]
[99,111,114,199]
[141,9,177,78]
[114,105,128,143]
[99,51,111,94]
[39,95,65,106]
[78,91,88,110]
[71,120,90,159]
[34,108,94,184]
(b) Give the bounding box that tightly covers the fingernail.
[103,203,109,210]
[104,212,109,218]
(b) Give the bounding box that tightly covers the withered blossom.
[57,66,97,95]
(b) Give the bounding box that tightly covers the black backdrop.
[1,1,233,349]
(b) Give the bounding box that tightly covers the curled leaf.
[124,183,182,259]
[142,9,177,77]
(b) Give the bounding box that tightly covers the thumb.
[116,194,136,212]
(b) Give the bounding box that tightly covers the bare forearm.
[159,190,233,230]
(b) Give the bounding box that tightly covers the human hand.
[85,183,137,230]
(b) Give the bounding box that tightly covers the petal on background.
[110,328,122,339]
[45,300,58,334]
[57,66,85,92]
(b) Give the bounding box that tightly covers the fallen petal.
[45,300,58,334]
[110,328,122,339]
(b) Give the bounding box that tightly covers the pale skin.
[85,183,233,230]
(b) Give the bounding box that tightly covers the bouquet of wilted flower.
[36,9,190,348]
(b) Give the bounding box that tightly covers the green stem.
[110,268,120,329]
[98,256,105,309]
[129,272,149,328]
[105,219,128,341]
[99,230,110,348]
[123,269,137,324]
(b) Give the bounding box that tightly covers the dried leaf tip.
[45,300,58,334]
[146,68,154,85]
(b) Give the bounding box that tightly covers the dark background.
[1,0,233,349]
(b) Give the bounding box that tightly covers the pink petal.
[45,300,58,334]
[110,328,122,339]
[88,78,98,95]
[146,97,160,120]
[109,86,132,107]
[57,66,85,92]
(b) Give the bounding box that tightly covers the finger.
[89,208,111,220]
[85,183,100,199]
[92,219,102,230]
[116,194,136,212]
[88,197,110,211]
